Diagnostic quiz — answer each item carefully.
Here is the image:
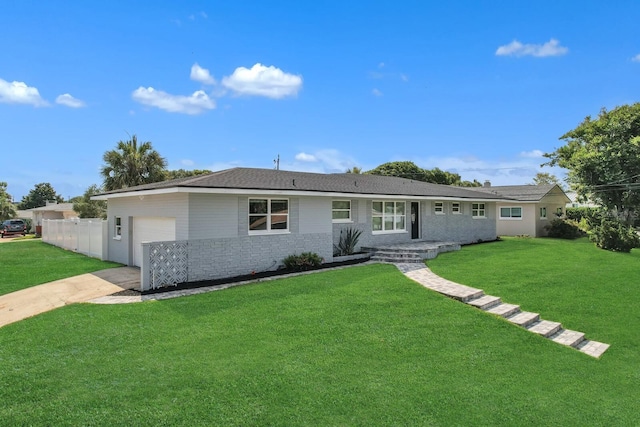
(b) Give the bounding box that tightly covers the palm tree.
[101,135,168,191]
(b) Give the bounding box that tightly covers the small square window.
[332,200,352,222]
[472,203,486,218]
[452,202,461,214]
[434,202,444,214]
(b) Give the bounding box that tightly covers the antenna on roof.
[274,154,280,170]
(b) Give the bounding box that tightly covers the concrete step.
[485,303,520,318]
[576,340,610,358]
[506,311,540,328]
[550,329,585,348]
[371,256,423,263]
[527,320,562,338]
[467,295,501,310]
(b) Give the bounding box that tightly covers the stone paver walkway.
[397,263,610,358]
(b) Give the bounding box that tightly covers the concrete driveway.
[0,267,140,328]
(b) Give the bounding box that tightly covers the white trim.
[471,203,486,219]
[92,186,508,202]
[332,199,352,223]
[452,202,461,214]
[434,201,444,215]
[248,198,289,234]
[499,206,523,220]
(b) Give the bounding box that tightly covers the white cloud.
[519,149,544,158]
[400,73,409,82]
[132,86,215,114]
[372,88,383,97]
[181,159,195,167]
[295,152,317,162]
[0,78,48,106]
[632,54,640,62]
[200,11,208,19]
[410,153,565,186]
[496,38,568,57]
[190,63,216,85]
[221,63,302,99]
[55,93,86,108]
[284,149,357,174]
[378,62,385,69]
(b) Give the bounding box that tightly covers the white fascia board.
[91,186,510,202]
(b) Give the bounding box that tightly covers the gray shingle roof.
[474,184,560,201]
[98,167,508,200]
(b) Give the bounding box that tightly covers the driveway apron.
[0,267,139,328]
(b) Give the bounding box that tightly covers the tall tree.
[101,135,167,191]
[545,103,640,225]
[531,172,562,187]
[73,184,107,219]
[345,166,362,174]
[0,182,17,221]
[366,161,479,186]
[366,161,426,180]
[164,169,212,180]
[18,183,63,209]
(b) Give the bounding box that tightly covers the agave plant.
[333,227,363,256]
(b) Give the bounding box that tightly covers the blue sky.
[2,1,639,201]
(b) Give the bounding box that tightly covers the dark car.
[0,219,27,238]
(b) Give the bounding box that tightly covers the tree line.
[3,101,640,253]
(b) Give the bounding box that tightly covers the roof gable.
[475,184,570,202]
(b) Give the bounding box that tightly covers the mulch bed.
[111,255,371,297]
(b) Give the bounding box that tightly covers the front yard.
[0,238,638,425]
[0,240,120,296]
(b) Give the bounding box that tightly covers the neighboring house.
[93,167,509,290]
[565,191,598,208]
[475,183,571,237]
[27,202,78,233]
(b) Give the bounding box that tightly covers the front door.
[411,202,420,239]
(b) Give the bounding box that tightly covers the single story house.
[26,201,78,233]
[474,183,571,237]
[93,168,510,290]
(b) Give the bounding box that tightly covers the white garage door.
[132,217,176,267]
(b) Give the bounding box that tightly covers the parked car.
[0,219,27,238]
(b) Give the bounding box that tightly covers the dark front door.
[411,202,420,239]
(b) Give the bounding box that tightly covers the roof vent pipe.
[483,180,491,188]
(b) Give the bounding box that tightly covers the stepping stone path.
[396,263,609,358]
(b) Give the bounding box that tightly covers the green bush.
[333,227,363,256]
[588,217,640,252]
[566,207,602,223]
[282,252,324,271]
[544,218,585,239]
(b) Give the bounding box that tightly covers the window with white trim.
[540,207,547,219]
[249,199,289,233]
[556,207,563,216]
[372,201,406,232]
[114,216,122,239]
[452,202,461,214]
[332,200,351,222]
[472,203,486,218]
[500,206,522,219]
[434,202,444,214]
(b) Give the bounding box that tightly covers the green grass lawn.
[0,240,121,296]
[0,244,638,425]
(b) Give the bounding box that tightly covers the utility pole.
[274,154,280,170]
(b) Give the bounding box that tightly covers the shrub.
[566,207,603,225]
[333,227,363,256]
[588,217,640,252]
[544,218,584,239]
[282,252,323,271]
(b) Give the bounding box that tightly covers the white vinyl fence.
[42,218,108,260]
